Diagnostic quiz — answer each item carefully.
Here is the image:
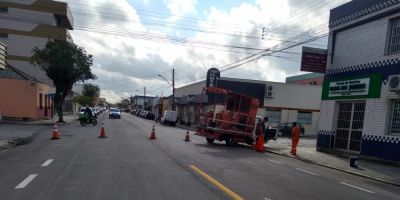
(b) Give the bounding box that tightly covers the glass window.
[389,100,400,136]
[0,33,8,39]
[266,109,281,123]
[39,93,43,110]
[297,111,312,125]
[0,7,8,13]
[388,17,400,54]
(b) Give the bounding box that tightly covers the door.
[335,102,366,152]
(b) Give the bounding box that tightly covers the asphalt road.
[0,112,399,200]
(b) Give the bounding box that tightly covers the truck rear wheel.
[206,138,215,143]
[225,137,234,146]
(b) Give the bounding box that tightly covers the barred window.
[297,111,312,125]
[266,109,281,123]
[389,100,400,136]
[388,17,400,54]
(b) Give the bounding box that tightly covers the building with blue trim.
[317,0,400,161]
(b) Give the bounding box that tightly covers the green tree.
[73,95,93,107]
[32,40,95,122]
[83,83,100,105]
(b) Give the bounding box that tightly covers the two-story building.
[317,0,400,161]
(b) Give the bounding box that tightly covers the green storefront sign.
[322,74,382,100]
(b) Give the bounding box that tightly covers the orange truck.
[195,87,260,146]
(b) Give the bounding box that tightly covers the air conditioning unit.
[265,85,273,98]
[388,75,400,93]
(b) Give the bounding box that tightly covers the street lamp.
[158,69,175,111]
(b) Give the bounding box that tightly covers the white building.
[175,77,322,136]
[0,0,73,84]
[317,0,400,161]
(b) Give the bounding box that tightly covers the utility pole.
[172,68,175,111]
[144,87,146,109]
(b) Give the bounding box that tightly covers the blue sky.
[67,0,351,103]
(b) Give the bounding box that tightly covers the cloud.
[68,0,351,103]
[164,0,197,16]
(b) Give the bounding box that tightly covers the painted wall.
[287,77,324,86]
[0,78,51,119]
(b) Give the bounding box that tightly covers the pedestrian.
[254,117,268,152]
[291,122,301,155]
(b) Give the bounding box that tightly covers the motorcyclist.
[84,107,93,123]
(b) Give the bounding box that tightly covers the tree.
[83,83,100,105]
[32,40,95,122]
[73,95,93,107]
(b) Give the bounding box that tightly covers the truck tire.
[225,137,234,146]
[206,138,215,144]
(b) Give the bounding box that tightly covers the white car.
[161,110,177,126]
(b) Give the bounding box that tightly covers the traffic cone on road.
[256,135,265,153]
[149,125,156,140]
[184,130,190,142]
[99,123,107,138]
[51,124,60,140]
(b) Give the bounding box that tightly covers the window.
[39,93,43,110]
[297,111,312,125]
[0,7,8,13]
[389,100,400,136]
[0,33,8,39]
[266,109,281,123]
[388,17,400,54]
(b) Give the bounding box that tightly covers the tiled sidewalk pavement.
[266,137,400,186]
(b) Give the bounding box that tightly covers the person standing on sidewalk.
[291,122,301,155]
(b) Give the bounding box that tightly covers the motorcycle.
[79,113,97,126]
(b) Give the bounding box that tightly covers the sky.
[65,0,351,103]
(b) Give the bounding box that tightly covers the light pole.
[158,69,175,111]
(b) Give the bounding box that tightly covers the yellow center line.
[189,165,244,200]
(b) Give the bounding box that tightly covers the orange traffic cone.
[51,124,60,140]
[256,135,265,153]
[184,130,190,142]
[99,123,106,138]
[149,125,156,140]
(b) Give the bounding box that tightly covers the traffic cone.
[99,123,106,138]
[51,124,60,140]
[184,130,190,142]
[256,135,265,153]
[149,125,156,140]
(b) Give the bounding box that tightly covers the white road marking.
[340,182,375,194]
[268,159,282,165]
[15,174,38,189]
[295,168,318,176]
[41,159,54,167]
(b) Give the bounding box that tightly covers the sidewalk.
[265,138,400,186]
[0,114,78,125]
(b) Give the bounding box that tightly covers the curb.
[0,121,74,126]
[265,149,400,187]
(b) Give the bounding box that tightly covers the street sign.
[300,46,327,73]
[206,68,220,88]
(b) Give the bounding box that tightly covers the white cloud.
[68,0,351,104]
[164,0,197,16]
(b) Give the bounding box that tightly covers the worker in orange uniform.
[255,117,268,152]
[291,122,301,155]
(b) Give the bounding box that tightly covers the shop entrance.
[335,102,366,152]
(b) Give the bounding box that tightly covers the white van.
[161,110,177,126]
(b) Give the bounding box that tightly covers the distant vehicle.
[136,109,143,116]
[140,111,149,118]
[124,108,130,113]
[145,112,155,120]
[130,110,136,115]
[109,108,121,119]
[276,122,305,137]
[161,110,177,126]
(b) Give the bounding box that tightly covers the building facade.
[132,95,156,109]
[317,0,400,161]
[175,77,322,136]
[286,73,324,86]
[0,0,73,84]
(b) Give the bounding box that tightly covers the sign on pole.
[206,68,220,88]
[300,46,327,73]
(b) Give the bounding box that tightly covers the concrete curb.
[265,149,400,187]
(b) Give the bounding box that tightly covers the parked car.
[140,111,149,118]
[109,108,121,119]
[130,110,136,115]
[136,109,143,116]
[161,110,177,126]
[145,112,155,120]
[124,108,131,113]
[276,122,305,137]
